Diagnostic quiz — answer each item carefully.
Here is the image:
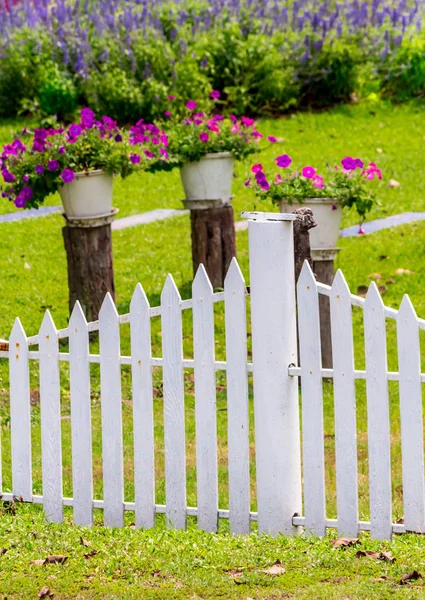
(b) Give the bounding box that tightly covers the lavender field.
[0,0,424,122]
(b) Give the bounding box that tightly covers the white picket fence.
[0,213,424,540]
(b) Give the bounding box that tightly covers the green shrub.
[380,38,425,101]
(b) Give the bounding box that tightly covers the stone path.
[1,204,425,238]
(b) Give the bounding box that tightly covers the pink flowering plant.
[164,94,260,164]
[0,108,170,209]
[247,154,382,220]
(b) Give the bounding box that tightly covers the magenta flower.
[210,90,221,99]
[186,100,197,111]
[81,108,95,129]
[14,195,26,208]
[168,95,176,101]
[199,132,209,142]
[358,225,366,235]
[144,150,154,159]
[151,136,159,145]
[59,146,66,154]
[2,170,15,183]
[35,164,44,175]
[160,148,169,159]
[68,124,82,139]
[130,154,141,164]
[312,175,325,189]
[268,136,277,143]
[252,131,263,139]
[302,166,316,179]
[160,134,168,146]
[48,160,59,172]
[241,117,255,127]
[341,156,357,170]
[231,124,240,133]
[274,174,283,184]
[276,154,292,168]
[362,162,382,180]
[355,158,364,168]
[23,174,29,183]
[115,134,123,143]
[229,114,238,122]
[164,111,172,117]
[61,169,75,183]
[21,186,33,200]
[251,163,263,173]
[244,177,251,187]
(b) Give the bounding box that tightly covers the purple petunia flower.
[21,186,33,200]
[355,158,364,168]
[130,153,141,164]
[241,117,255,127]
[186,100,197,111]
[244,177,251,187]
[268,136,277,143]
[48,160,60,172]
[144,150,153,159]
[35,164,44,175]
[68,124,82,139]
[115,134,123,143]
[199,132,209,142]
[81,107,95,129]
[160,148,169,159]
[341,156,357,170]
[210,90,221,99]
[2,170,15,183]
[14,196,26,208]
[251,163,263,173]
[276,155,292,168]
[61,169,75,183]
[164,111,172,117]
[302,166,316,179]
[168,95,176,101]
[23,174,29,183]
[59,146,66,154]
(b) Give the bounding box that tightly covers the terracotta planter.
[180,152,234,208]
[59,170,113,218]
[279,197,342,249]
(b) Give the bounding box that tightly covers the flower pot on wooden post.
[280,198,342,369]
[180,152,236,288]
[60,170,117,322]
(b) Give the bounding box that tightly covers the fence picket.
[330,270,358,537]
[99,293,124,527]
[397,295,425,532]
[130,284,155,529]
[39,311,63,523]
[9,318,32,501]
[161,275,186,529]
[297,262,326,536]
[224,259,250,535]
[364,283,392,539]
[69,302,93,526]
[193,265,218,533]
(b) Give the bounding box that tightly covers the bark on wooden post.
[292,207,316,284]
[62,211,116,322]
[187,199,236,289]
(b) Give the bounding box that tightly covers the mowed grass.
[1,102,425,597]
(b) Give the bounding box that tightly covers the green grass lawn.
[1,101,425,598]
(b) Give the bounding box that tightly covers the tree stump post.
[312,248,340,369]
[185,199,236,289]
[62,211,117,322]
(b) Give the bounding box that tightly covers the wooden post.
[312,249,340,369]
[186,199,236,289]
[62,212,116,322]
[292,207,316,283]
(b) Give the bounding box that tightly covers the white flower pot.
[279,198,342,249]
[59,170,114,218]
[180,152,234,207]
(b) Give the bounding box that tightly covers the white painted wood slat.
[9,318,32,501]
[297,262,326,536]
[161,275,186,529]
[130,284,155,529]
[69,302,93,526]
[193,265,218,533]
[330,270,358,537]
[364,283,392,540]
[224,259,250,535]
[397,295,425,533]
[99,294,124,527]
[39,311,63,523]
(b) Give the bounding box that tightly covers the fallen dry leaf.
[84,549,99,559]
[330,537,360,549]
[80,537,91,547]
[386,279,395,285]
[399,570,422,585]
[388,179,400,188]
[374,576,387,582]
[32,559,46,567]
[0,548,7,556]
[38,587,52,599]
[378,285,387,295]
[395,268,414,276]
[45,555,68,565]
[368,273,382,281]
[396,517,404,524]
[24,262,31,270]
[259,560,285,576]
[355,550,395,563]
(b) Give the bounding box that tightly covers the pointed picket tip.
[10,317,26,341]
[297,260,316,291]
[39,309,57,338]
[193,263,213,295]
[130,282,150,312]
[364,281,384,310]
[331,269,351,300]
[224,257,245,288]
[397,294,417,323]
[69,301,88,329]
[99,292,118,321]
[161,273,181,303]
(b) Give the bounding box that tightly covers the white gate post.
[244,211,302,535]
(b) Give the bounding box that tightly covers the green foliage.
[36,62,78,120]
[380,37,425,101]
